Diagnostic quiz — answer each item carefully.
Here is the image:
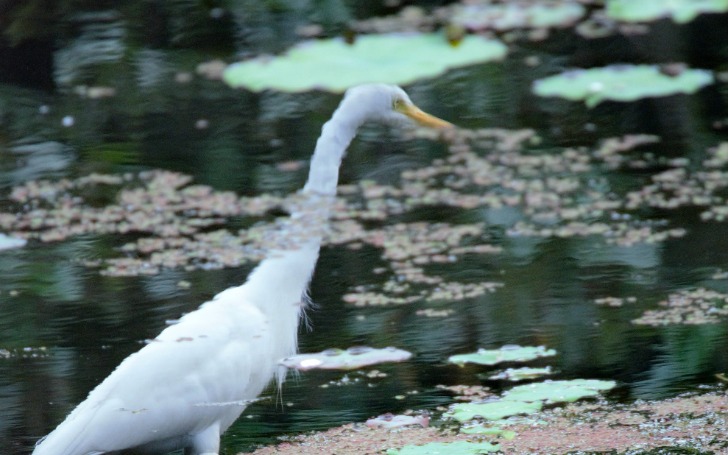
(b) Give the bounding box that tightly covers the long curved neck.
[302,100,364,196]
[240,100,363,385]
[242,97,364,317]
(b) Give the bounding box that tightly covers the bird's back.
[33,290,281,455]
[29,82,446,454]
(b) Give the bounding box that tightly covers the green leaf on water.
[223,33,507,93]
[460,424,517,439]
[386,440,500,454]
[448,345,556,367]
[502,379,617,404]
[606,0,728,24]
[280,346,412,371]
[488,366,553,381]
[445,399,543,423]
[533,64,714,108]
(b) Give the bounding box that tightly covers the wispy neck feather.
[302,101,364,196]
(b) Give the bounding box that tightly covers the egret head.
[341,84,453,129]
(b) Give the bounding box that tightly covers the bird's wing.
[34,297,277,455]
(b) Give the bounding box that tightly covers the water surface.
[1,4,728,454]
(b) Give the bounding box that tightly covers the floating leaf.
[632,288,728,326]
[366,413,429,429]
[280,346,412,371]
[445,399,543,422]
[533,64,714,107]
[437,384,492,402]
[448,345,556,367]
[452,1,585,31]
[0,233,26,250]
[460,424,516,439]
[223,33,507,93]
[502,379,616,404]
[488,366,554,382]
[606,0,728,24]
[386,440,500,454]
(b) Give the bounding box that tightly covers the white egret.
[33,83,452,455]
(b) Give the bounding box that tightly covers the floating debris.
[352,1,586,44]
[280,346,412,371]
[0,170,285,276]
[451,1,585,32]
[2,123,725,287]
[436,384,493,402]
[195,59,226,80]
[351,6,435,34]
[251,391,728,454]
[594,296,637,307]
[366,413,429,430]
[318,374,361,388]
[0,346,49,359]
[632,288,728,326]
[415,308,455,318]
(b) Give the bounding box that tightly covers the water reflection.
[54,12,126,87]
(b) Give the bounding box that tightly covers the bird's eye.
[392,98,405,111]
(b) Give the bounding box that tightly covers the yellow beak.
[398,103,454,129]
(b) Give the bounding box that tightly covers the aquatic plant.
[280,346,412,371]
[445,399,543,423]
[449,345,556,367]
[632,288,728,326]
[223,33,507,93]
[386,440,500,454]
[451,1,585,32]
[488,366,553,382]
[606,0,728,24]
[533,64,714,107]
[502,379,617,404]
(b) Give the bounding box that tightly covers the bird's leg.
[186,422,220,455]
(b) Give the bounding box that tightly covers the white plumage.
[33,84,451,455]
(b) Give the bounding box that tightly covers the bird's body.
[33,243,318,455]
[33,84,450,455]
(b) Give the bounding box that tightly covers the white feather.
[33,84,447,455]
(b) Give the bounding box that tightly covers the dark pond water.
[1,3,728,454]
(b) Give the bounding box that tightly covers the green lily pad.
[460,424,517,439]
[533,64,714,108]
[386,441,500,454]
[366,413,429,429]
[606,0,728,24]
[445,399,543,422]
[502,379,616,404]
[223,33,507,93]
[280,346,412,371]
[488,366,553,381]
[448,345,556,367]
